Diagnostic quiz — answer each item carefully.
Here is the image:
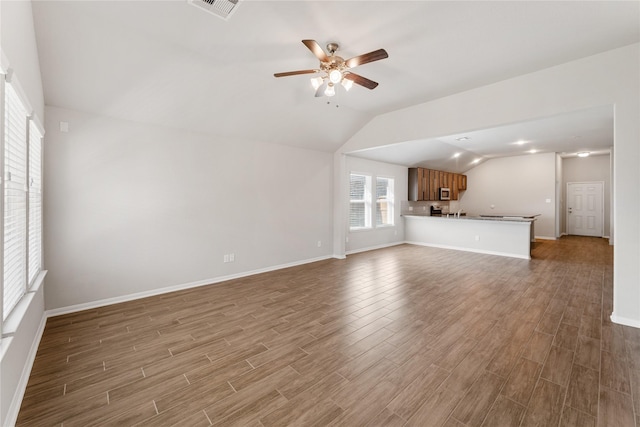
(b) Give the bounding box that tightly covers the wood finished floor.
[17,236,639,426]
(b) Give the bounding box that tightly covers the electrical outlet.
[475,235,480,241]
[229,253,235,262]
[409,206,414,211]
[317,240,322,247]
[223,254,229,263]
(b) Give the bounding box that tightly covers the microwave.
[439,187,451,200]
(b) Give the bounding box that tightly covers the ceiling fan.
[274,40,388,97]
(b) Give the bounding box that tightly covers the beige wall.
[44,106,334,311]
[460,152,557,238]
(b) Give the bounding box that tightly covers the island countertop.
[402,214,538,223]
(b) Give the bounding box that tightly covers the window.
[376,177,394,226]
[28,120,42,286]
[1,76,43,322]
[349,173,395,230]
[3,83,28,319]
[349,173,371,230]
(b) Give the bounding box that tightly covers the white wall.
[460,153,556,239]
[0,1,47,425]
[562,154,611,238]
[43,106,334,310]
[335,44,640,327]
[345,156,407,253]
[0,0,44,122]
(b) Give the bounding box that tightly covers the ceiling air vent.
[188,0,239,21]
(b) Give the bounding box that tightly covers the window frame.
[349,173,372,231]
[3,81,29,320]
[375,176,395,227]
[1,71,45,327]
[27,119,43,289]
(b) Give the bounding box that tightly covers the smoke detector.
[188,0,239,20]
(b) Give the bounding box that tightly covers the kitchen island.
[404,214,537,259]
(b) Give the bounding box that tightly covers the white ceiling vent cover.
[188,0,239,21]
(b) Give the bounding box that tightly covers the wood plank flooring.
[17,236,639,426]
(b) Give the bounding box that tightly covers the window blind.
[376,177,394,226]
[3,83,28,319]
[349,174,371,229]
[28,120,42,286]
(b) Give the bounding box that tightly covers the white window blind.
[376,177,394,226]
[349,173,371,230]
[28,120,42,286]
[3,83,28,319]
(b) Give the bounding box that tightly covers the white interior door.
[567,182,603,237]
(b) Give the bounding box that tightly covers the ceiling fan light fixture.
[341,78,353,91]
[325,83,336,97]
[310,76,324,90]
[329,69,343,84]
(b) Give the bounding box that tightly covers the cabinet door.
[430,169,439,200]
[408,168,419,201]
[440,172,449,188]
[451,174,459,200]
[419,168,427,200]
[459,174,467,191]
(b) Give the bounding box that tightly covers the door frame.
[566,181,605,237]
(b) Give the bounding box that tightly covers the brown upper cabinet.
[408,167,467,201]
[458,174,467,191]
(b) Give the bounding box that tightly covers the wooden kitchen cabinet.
[409,168,467,201]
[408,168,428,201]
[451,174,459,200]
[429,169,439,201]
[458,174,467,191]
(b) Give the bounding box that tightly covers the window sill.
[349,227,373,233]
[2,270,47,338]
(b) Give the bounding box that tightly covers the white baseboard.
[345,241,405,256]
[46,255,334,318]
[5,312,47,427]
[610,313,640,329]
[405,241,530,260]
[535,236,557,240]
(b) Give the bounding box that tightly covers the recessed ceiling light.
[577,152,590,157]
[453,152,461,158]
[515,140,527,145]
[472,158,481,164]
[456,137,470,141]
[528,149,537,154]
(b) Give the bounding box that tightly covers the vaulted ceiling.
[32,1,639,162]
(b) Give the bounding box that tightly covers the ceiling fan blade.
[274,69,317,78]
[344,73,379,90]
[345,49,389,68]
[302,40,329,62]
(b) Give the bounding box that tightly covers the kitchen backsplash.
[401,200,462,215]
